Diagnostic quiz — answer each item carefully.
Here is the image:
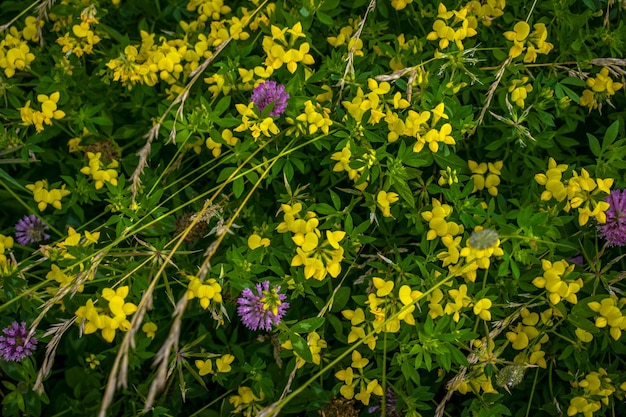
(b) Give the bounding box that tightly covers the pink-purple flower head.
[598,189,626,246]
[237,281,289,331]
[15,214,49,245]
[0,322,38,362]
[250,80,289,117]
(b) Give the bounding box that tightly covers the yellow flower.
[142,322,157,339]
[195,359,213,376]
[216,354,234,373]
[509,77,533,108]
[376,190,399,217]
[473,298,493,320]
[248,233,270,249]
[504,22,553,63]
[26,180,71,211]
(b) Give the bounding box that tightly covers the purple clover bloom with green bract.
[237,281,289,331]
[598,189,626,247]
[0,322,38,362]
[15,214,50,245]
[251,80,289,117]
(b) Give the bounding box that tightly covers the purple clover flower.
[15,214,50,245]
[250,80,289,117]
[598,189,626,247]
[368,388,398,416]
[0,322,38,362]
[237,281,289,331]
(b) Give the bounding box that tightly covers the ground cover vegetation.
[1,0,626,416]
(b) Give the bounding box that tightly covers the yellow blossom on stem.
[534,157,568,202]
[229,386,264,416]
[587,296,626,340]
[186,275,223,309]
[26,180,71,211]
[248,233,270,249]
[468,160,502,196]
[19,92,66,133]
[376,190,399,218]
[421,198,464,240]
[80,152,119,190]
[473,298,493,321]
[504,21,553,63]
[579,67,623,111]
[234,102,279,139]
[532,259,580,304]
[142,322,157,339]
[509,77,533,108]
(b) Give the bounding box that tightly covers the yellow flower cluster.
[0,17,40,77]
[568,369,619,417]
[80,152,119,190]
[229,386,264,416]
[280,331,327,368]
[455,227,504,282]
[186,0,232,22]
[19,92,66,133]
[186,275,223,309]
[234,102,279,140]
[421,198,465,241]
[26,179,71,211]
[451,365,498,395]
[43,227,99,293]
[587,295,626,340]
[532,259,581,305]
[509,76,533,108]
[75,286,138,343]
[376,190,399,218]
[262,22,314,74]
[55,6,101,58]
[276,203,345,281]
[331,142,376,191]
[195,353,235,375]
[466,0,506,27]
[406,103,455,153]
[505,308,547,351]
[0,235,15,276]
[426,3,478,50]
[504,21,553,63]
[468,160,503,196]
[206,128,239,157]
[293,100,333,135]
[535,157,613,226]
[365,278,423,333]
[247,232,270,250]
[335,350,383,406]
[438,166,459,187]
[579,67,624,111]
[344,79,409,127]
[390,0,413,11]
[327,22,363,56]
[342,307,377,349]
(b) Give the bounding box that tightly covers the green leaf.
[587,133,601,157]
[392,178,416,209]
[329,189,341,210]
[291,317,325,334]
[317,11,334,26]
[289,332,313,363]
[0,168,22,190]
[603,120,620,148]
[330,287,351,312]
[213,95,231,116]
[233,176,245,198]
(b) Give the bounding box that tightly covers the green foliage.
[0,0,626,416]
